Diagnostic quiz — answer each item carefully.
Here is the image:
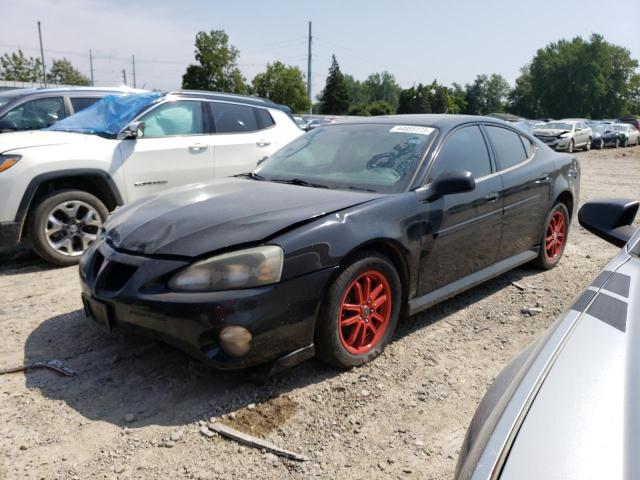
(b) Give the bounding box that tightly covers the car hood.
[533,128,569,137]
[0,130,95,153]
[500,251,640,479]
[104,178,382,257]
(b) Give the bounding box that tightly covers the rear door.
[484,124,551,260]
[69,96,104,114]
[119,99,214,202]
[416,124,504,295]
[208,101,279,178]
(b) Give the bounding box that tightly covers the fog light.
[219,326,252,357]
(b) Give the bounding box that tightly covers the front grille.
[94,257,137,293]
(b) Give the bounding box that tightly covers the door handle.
[535,173,551,183]
[189,143,207,152]
[485,192,499,203]
[256,141,271,147]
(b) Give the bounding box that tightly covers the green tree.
[182,30,247,93]
[318,55,350,114]
[252,61,310,113]
[47,58,90,86]
[398,84,432,114]
[348,103,371,116]
[363,71,401,111]
[508,66,542,118]
[367,100,394,115]
[344,74,368,105]
[526,34,638,117]
[464,74,510,115]
[430,82,450,113]
[447,83,467,114]
[0,50,42,82]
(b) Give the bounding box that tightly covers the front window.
[1,97,65,130]
[256,123,436,193]
[612,124,628,132]
[140,101,204,137]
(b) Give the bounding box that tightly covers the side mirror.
[578,199,639,247]
[416,170,476,202]
[117,121,145,140]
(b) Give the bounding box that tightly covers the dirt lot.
[1,146,639,480]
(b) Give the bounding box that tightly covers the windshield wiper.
[234,171,265,181]
[273,178,329,189]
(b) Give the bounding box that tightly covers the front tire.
[315,252,401,369]
[532,203,569,270]
[583,138,591,151]
[567,140,574,153]
[598,139,604,149]
[28,189,108,267]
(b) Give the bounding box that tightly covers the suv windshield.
[256,123,436,193]
[47,92,162,137]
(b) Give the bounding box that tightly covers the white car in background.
[533,120,592,153]
[0,91,303,265]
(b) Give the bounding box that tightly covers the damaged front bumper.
[79,240,333,369]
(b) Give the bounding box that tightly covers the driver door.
[416,125,504,296]
[119,100,215,202]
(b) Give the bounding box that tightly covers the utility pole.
[122,69,127,86]
[307,21,312,114]
[131,55,136,88]
[37,21,47,87]
[89,49,94,86]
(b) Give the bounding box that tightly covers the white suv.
[0,91,303,265]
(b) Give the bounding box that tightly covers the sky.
[2,0,639,99]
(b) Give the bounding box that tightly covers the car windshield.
[612,124,628,131]
[540,122,572,130]
[47,92,162,137]
[592,125,605,133]
[255,123,436,193]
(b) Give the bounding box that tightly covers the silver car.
[611,123,640,147]
[533,120,592,153]
[456,198,640,480]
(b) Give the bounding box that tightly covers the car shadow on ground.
[22,266,545,430]
[0,244,58,275]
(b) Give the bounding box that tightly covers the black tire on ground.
[615,138,620,148]
[598,139,604,149]
[583,138,591,151]
[27,189,109,267]
[532,203,570,270]
[567,140,574,153]
[315,251,402,369]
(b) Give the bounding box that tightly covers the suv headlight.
[559,133,570,138]
[0,154,21,172]
[168,246,284,292]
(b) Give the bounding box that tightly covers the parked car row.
[530,118,639,152]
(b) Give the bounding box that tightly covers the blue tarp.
[48,92,162,136]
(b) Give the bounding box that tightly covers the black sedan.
[79,115,580,371]
[590,124,621,149]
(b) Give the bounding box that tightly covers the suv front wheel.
[28,189,109,266]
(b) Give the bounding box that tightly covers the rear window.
[485,126,528,170]
[255,108,275,129]
[212,102,258,133]
[70,97,101,113]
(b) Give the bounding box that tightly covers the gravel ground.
[1,146,639,480]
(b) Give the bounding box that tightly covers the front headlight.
[559,133,570,138]
[0,154,21,172]
[168,245,284,292]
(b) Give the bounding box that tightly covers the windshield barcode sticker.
[390,125,434,135]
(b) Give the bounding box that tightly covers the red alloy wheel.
[545,211,566,260]
[338,270,392,355]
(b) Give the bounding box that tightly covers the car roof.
[169,90,291,113]
[328,114,514,129]
[0,86,141,95]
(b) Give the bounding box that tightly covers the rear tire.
[532,203,569,270]
[315,252,401,369]
[598,139,604,149]
[28,189,109,267]
[583,138,591,151]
